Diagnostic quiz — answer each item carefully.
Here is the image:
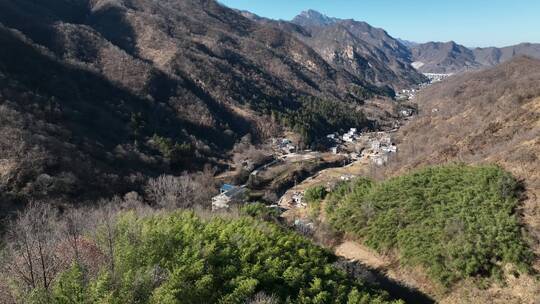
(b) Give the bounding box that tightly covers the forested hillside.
[325,165,531,286]
[389,56,540,244]
[0,0,416,210]
[0,202,405,304]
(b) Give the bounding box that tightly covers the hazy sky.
[219,0,540,47]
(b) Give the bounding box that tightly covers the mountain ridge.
[0,0,408,207]
[288,10,426,89]
[410,40,540,73]
[289,9,540,74]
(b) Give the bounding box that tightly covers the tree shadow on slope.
[336,259,435,304]
[0,26,242,202]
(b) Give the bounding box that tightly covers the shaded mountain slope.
[0,0,405,208]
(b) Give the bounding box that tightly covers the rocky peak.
[292,9,339,27]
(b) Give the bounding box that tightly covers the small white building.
[371,140,381,150]
[292,192,305,207]
[372,155,388,166]
[401,109,413,117]
[282,144,296,154]
[343,134,354,143]
[212,185,248,211]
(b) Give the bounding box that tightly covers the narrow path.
[335,241,389,270]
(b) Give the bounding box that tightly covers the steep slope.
[0,0,400,207]
[290,10,426,90]
[384,56,540,303]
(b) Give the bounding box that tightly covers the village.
[211,80,428,212]
[211,125,405,211]
[396,72,452,101]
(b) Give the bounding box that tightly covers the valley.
[0,1,539,303]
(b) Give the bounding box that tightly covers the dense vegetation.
[325,164,532,286]
[304,186,328,204]
[2,202,404,304]
[277,98,374,145]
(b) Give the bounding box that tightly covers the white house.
[370,140,381,150]
[343,133,354,143]
[212,185,248,211]
[292,192,305,207]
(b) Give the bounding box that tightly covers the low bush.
[11,210,403,304]
[326,164,532,286]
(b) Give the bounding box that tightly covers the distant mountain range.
[409,41,540,73]
[284,10,540,75]
[240,9,426,89]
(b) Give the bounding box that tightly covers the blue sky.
[218,0,540,47]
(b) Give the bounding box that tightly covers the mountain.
[409,41,481,73]
[291,9,340,27]
[0,0,407,207]
[290,10,426,90]
[386,57,540,303]
[410,41,540,73]
[396,38,418,48]
[473,43,540,66]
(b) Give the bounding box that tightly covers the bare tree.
[88,202,120,276]
[4,202,60,293]
[246,292,279,304]
[60,207,88,266]
[145,171,217,209]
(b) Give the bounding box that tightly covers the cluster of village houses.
[272,138,297,154]
[326,128,398,166]
[423,73,453,83]
[213,78,443,212]
[212,128,402,211]
[396,88,418,101]
[396,73,452,101]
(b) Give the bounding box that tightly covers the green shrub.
[305,186,328,219]
[46,211,403,304]
[151,134,192,164]
[278,97,372,145]
[241,202,280,220]
[326,164,532,286]
[304,186,328,204]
